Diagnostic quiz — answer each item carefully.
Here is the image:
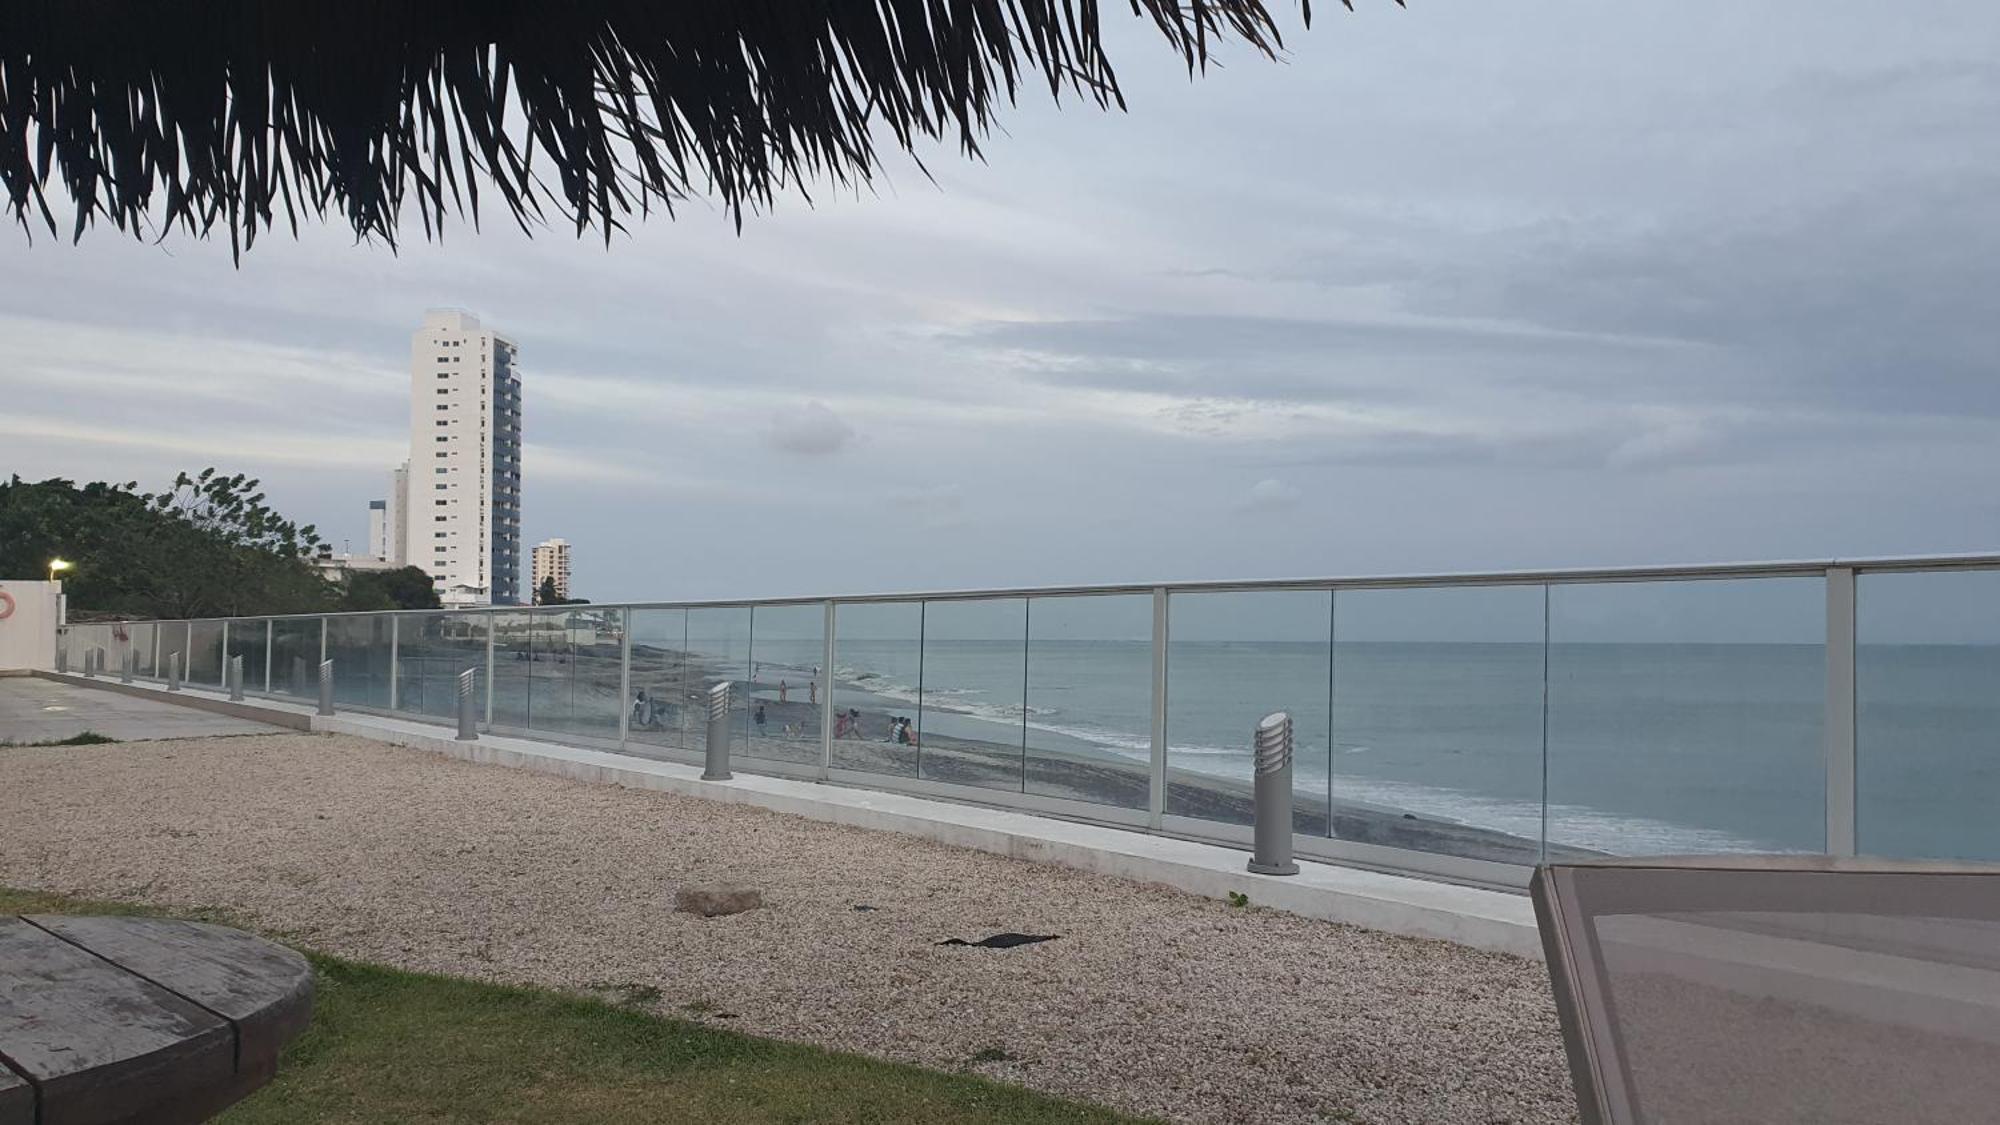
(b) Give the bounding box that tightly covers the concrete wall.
[0,581,61,672]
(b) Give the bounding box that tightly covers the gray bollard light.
[120,650,134,683]
[167,652,183,692]
[82,647,95,678]
[56,645,68,674]
[455,668,479,741]
[292,655,307,697]
[1247,711,1301,876]
[702,681,733,780]
[228,655,245,700]
[317,659,335,716]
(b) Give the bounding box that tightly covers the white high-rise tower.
[405,309,522,606]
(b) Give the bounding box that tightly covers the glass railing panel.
[226,619,269,692]
[187,620,224,686]
[125,621,156,678]
[687,606,753,754]
[269,618,321,698]
[490,611,535,728]
[529,607,620,741]
[1167,589,1330,832]
[156,621,190,682]
[326,613,393,709]
[744,604,823,767]
[626,608,690,751]
[1857,567,2000,860]
[393,613,442,718]
[1023,594,1151,811]
[1548,577,1825,856]
[1330,585,1546,865]
[917,598,1028,793]
[830,601,922,776]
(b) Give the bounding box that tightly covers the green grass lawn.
[0,887,1145,1124]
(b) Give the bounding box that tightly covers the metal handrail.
[72,551,2000,625]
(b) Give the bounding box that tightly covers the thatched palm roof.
[0,1,1357,256]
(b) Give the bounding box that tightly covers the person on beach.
[809,679,817,705]
[779,680,789,703]
[754,703,767,737]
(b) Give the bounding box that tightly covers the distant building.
[532,538,572,603]
[366,499,388,561]
[310,544,398,581]
[403,309,522,607]
[385,461,410,567]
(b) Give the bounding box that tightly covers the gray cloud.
[767,400,857,456]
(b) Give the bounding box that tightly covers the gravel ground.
[0,733,1576,1125]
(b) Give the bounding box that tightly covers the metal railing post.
[228,655,245,701]
[219,620,229,687]
[1826,567,1858,857]
[703,681,733,780]
[484,614,496,725]
[387,615,400,711]
[1248,711,1300,876]
[1149,587,1169,830]
[318,660,335,716]
[264,620,274,693]
[617,613,631,746]
[167,652,182,692]
[456,668,479,741]
[820,601,836,781]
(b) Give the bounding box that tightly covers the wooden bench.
[0,915,312,1125]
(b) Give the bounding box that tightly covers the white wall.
[0,580,61,671]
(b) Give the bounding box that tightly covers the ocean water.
[808,638,2000,862]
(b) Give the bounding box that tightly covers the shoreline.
[622,644,1582,867]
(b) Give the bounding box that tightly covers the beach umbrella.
[0,1,1379,258]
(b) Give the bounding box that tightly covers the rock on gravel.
[0,732,1578,1125]
[675,885,764,917]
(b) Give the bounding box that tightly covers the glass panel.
[1331,586,1546,865]
[627,608,690,752]
[157,621,189,681]
[1548,577,1825,856]
[830,602,922,776]
[915,598,1027,793]
[490,611,535,729]
[125,621,156,678]
[523,606,621,741]
[187,620,224,686]
[226,619,269,692]
[1023,594,1151,810]
[744,604,823,767]
[1857,568,2000,860]
[326,613,393,709]
[687,606,753,753]
[1167,590,1330,833]
[270,619,322,698]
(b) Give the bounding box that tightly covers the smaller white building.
[0,580,63,671]
[531,538,572,603]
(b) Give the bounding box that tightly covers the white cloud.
[1236,478,1303,513]
[766,400,856,456]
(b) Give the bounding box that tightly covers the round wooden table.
[0,915,313,1125]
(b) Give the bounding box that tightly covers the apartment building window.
[435,436,448,442]
[434,532,447,538]
[435,500,448,507]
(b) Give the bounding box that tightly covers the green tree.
[0,471,339,618]
[344,566,443,611]
[536,576,559,606]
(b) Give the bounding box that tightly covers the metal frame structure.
[54,552,2000,889]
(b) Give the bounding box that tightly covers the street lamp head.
[47,558,74,580]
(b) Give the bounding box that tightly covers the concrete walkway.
[0,678,283,744]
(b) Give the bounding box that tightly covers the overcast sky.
[3,2,1996,609]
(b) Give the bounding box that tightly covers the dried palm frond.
[0,1,1375,258]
